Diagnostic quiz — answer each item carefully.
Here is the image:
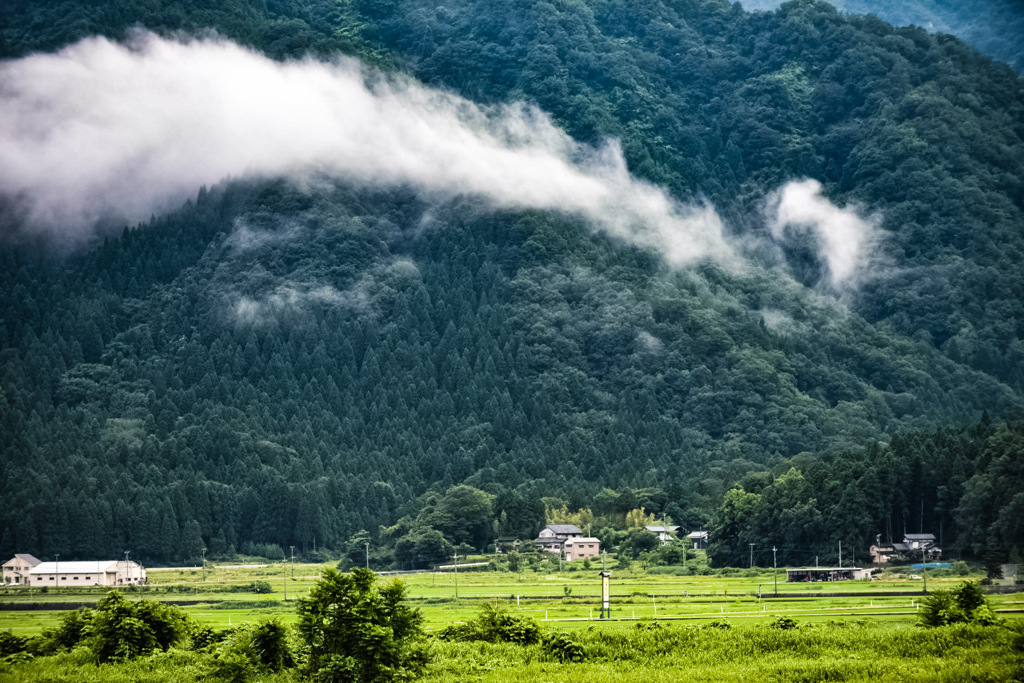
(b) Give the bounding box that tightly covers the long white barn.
[2,557,146,587]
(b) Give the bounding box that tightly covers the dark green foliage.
[251,581,273,594]
[87,592,190,662]
[769,616,799,630]
[541,631,585,662]
[708,420,1024,567]
[296,567,427,683]
[0,630,27,657]
[740,0,1024,72]
[249,618,294,672]
[437,603,541,645]
[190,624,231,651]
[41,607,93,653]
[919,581,1000,627]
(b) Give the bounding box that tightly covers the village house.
[1,554,41,585]
[563,537,601,561]
[2,557,147,587]
[869,533,942,564]
[687,530,709,549]
[644,525,679,545]
[534,524,582,554]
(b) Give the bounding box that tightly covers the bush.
[542,631,585,662]
[919,581,1001,627]
[297,567,427,683]
[701,619,732,630]
[87,592,190,662]
[39,607,93,654]
[437,603,541,645]
[190,624,231,650]
[211,618,294,682]
[769,616,798,630]
[0,630,27,657]
[950,561,971,576]
[249,618,294,671]
[251,581,272,594]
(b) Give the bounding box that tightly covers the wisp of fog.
[767,179,878,288]
[0,32,733,266]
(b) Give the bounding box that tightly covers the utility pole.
[202,550,206,583]
[55,553,59,589]
[749,543,755,568]
[772,546,778,596]
[839,541,842,568]
[922,546,928,594]
[453,553,459,599]
[290,546,295,579]
[283,560,287,601]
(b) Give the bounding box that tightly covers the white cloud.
[767,179,879,287]
[0,32,733,268]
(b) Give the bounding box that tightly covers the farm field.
[1,562,1020,636]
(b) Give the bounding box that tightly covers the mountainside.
[0,0,1022,566]
[738,0,1024,72]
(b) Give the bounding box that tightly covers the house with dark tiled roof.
[534,524,582,554]
[870,533,941,564]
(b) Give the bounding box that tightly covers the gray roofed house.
[534,524,582,554]
[2,554,42,586]
[870,533,941,564]
[687,530,709,549]
[645,525,680,545]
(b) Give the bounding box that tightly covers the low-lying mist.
[0,31,732,267]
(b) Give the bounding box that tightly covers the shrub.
[0,630,27,657]
[190,624,231,650]
[211,618,295,682]
[542,631,585,662]
[769,616,798,630]
[437,603,541,645]
[249,618,294,671]
[251,581,272,594]
[40,607,93,653]
[87,591,190,662]
[701,619,732,629]
[919,581,1001,627]
[949,561,971,576]
[296,567,427,683]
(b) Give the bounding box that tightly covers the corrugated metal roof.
[30,561,118,574]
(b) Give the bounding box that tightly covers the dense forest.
[0,0,1022,567]
[739,0,1024,72]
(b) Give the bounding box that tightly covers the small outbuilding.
[644,525,679,545]
[686,530,709,549]
[786,567,872,582]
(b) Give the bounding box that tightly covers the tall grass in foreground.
[2,622,1020,683]
[424,622,1023,683]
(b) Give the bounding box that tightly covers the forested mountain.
[0,0,1022,567]
[738,0,1024,72]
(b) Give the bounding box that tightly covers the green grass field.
[0,563,1021,682]
[1,561,1019,635]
